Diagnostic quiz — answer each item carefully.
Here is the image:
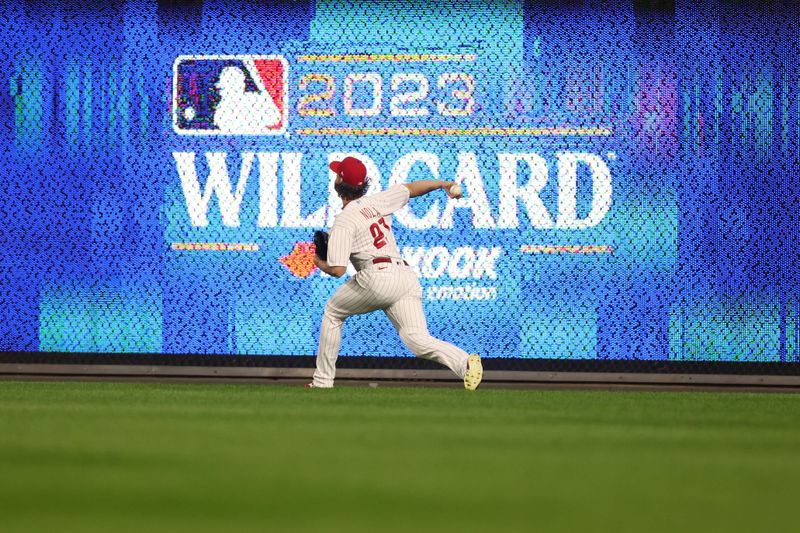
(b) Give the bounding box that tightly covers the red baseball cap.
[329,157,367,187]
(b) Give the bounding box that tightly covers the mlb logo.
[173,55,288,135]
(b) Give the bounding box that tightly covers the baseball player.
[309,156,482,390]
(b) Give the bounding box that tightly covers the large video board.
[1,0,798,363]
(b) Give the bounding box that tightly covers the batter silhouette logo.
[172,55,288,135]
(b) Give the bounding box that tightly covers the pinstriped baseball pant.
[313,265,470,388]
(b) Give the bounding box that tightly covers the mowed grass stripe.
[0,381,797,532]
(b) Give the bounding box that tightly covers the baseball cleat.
[464,353,483,391]
[306,382,334,389]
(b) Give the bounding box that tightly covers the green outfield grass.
[0,381,798,532]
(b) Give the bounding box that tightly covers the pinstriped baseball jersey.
[326,184,409,271]
[313,182,471,388]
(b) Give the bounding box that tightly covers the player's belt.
[372,257,409,267]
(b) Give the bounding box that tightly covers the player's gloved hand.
[313,230,329,261]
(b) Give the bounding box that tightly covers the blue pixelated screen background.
[1,0,798,363]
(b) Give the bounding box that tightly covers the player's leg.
[313,278,361,387]
[384,291,470,379]
[313,272,404,387]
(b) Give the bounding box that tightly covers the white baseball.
[449,184,463,198]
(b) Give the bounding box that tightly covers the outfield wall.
[1,0,799,377]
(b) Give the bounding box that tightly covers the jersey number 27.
[370,217,391,249]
